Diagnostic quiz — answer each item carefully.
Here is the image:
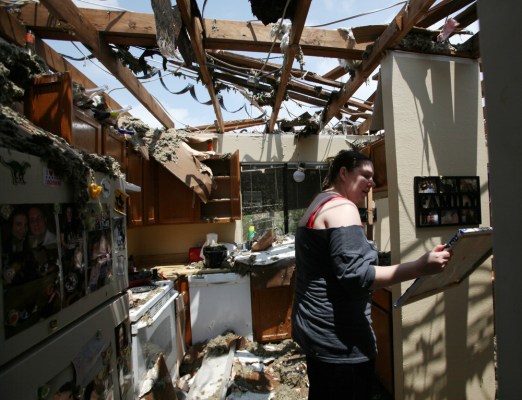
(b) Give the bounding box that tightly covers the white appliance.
[0,147,132,398]
[0,293,131,399]
[129,281,179,398]
[188,272,253,344]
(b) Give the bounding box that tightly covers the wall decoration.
[414,176,481,228]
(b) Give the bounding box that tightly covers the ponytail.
[321,150,370,190]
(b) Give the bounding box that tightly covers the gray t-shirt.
[292,225,377,363]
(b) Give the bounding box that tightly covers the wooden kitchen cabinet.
[200,150,241,222]
[103,128,126,167]
[250,261,295,343]
[126,149,144,226]
[142,156,157,225]
[24,72,73,143]
[126,149,240,226]
[372,288,394,397]
[157,162,200,224]
[126,149,157,226]
[71,108,102,155]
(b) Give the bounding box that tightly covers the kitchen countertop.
[156,239,297,281]
[157,264,232,280]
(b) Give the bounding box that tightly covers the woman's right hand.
[418,244,452,276]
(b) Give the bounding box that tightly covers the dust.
[0,105,123,212]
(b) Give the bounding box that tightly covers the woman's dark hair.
[321,150,371,190]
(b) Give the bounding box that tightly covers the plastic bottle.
[25,30,35,56]
[248,225,255,241]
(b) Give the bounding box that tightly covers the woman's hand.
[418,244,452,276]
[371,244,453,290]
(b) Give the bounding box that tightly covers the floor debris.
[176,333,392,400]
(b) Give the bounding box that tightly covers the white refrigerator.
[0,147,133,399]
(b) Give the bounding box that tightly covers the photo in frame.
[414,176,481,228]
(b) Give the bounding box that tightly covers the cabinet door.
[24,72,72,143]
[71,109,102,154]
[200,150,241,222]
[157,163,199,224]
[371,288,394,396]
[103,128,126,170]
[250,263,295,342]
[229,150,242,220]
[126,150,144,226]
[142,157,157,225]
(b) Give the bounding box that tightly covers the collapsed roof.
[0,0,479,134]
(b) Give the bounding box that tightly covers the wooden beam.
[176,0,224,133]
[203,18,370,59]
[321,0,437,129]
[39,0,175,128]
[210,50,344,89]
[267,0,312,133]
[0,8,123,112]
[0,7,26,46]
[188,118,267,133]
[322,65,348,81]
[18,5,380,59]
[417,0,475,28]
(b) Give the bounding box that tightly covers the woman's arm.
[370,245,452,290]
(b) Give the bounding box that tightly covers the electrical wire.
[307,1,407,28]
[71,41,113,76]
[259,0,293,74]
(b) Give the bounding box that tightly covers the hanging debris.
[248,0,298,25]
[151,0,181,58]
[0,37,46,105]
[0,105,122,214]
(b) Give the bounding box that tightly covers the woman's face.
[12,213,28,241]
[343,162,375,206]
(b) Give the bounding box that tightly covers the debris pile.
[176,333,309,399]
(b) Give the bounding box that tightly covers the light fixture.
[293,163,306,183]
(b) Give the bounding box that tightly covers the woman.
[291,150,452,399]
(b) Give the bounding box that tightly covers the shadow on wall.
[400,267,494,398]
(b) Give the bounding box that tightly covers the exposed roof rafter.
[320,0,437,130]
[9,0,481,135]
[39,0,176,128]
[176,0,225,133]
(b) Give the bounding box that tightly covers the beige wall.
[478,1,522,398]
[380,51,494,399]
[127,134,361,258]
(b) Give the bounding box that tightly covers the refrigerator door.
[188,272,253,344]
[0,147,129,366]
[0,293,133,399]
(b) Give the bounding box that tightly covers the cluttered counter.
[155,234,296,344]
[156,234,296,280]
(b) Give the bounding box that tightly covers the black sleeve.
[328,226,376,292]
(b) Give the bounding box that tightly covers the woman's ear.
[338,166,348,182]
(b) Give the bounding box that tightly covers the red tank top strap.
[306,195,345,228]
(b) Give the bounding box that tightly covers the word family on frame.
[414,176,481,228]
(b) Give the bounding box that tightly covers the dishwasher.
[188,272,253,344]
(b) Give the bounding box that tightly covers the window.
[240,163,328,241]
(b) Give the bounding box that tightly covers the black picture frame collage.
[414,176,481,227]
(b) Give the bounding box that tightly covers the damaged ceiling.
[0,0,480,134]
